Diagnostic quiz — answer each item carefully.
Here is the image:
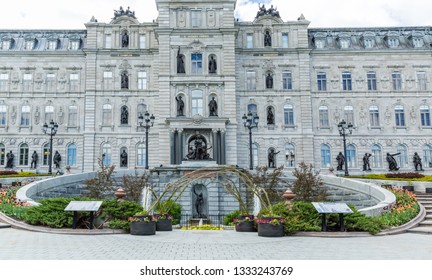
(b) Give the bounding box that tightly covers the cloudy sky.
[0,0,431,29]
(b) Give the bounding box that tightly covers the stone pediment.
[110,16,140,25]
[253,15,284,25]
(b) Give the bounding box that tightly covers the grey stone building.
[1,0,431,174]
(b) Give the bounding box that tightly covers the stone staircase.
[407,192,432,234]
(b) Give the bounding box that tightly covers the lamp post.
[138,111,155,169]
[42,120,59,175]
[337,119,353,176]
[242,111,259,170]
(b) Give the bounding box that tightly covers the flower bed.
[379,187,419,227]
[0,186,29,219]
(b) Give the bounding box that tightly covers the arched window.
[371,144,382,168]
[102,104,112,126]
[67,143,77,166]
[319,106,329,127]
[346,144,356,168]
[423,144,432,168]
[0,143,5,165]
[396,144,408,168]
[43,143,49,165]
[284,104,294,126]
[285,143,295,167]
[19,143,29,166]
[102,143,111,166]
[321,144,331,168]
[137,143,146,167]
[191,89,203,115]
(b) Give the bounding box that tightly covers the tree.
[291,161,327,202]
[122,169,152,202]
[84,158,116,199]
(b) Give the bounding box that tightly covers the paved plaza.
[1,228,432,260]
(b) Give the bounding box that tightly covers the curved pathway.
[0,228,432,260]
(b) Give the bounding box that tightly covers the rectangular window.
[319,106,329,127]
[45,105,54,122]
[46,73,56,92]
[70,73,79,92]
[191,10,201,27]
[364,39,374,48]
[417,71,427,91]
[367,71,377,91]
[103,71,112,90]
[344,106,354,125]
[102,104,112,126]
[105,34,112,48]
[395,105,405,127]
[246,34,253,48]
[191,90,203,116]
[282,71,292,90]
[19,146,29,166]
[69,41,80,50]
[317,72,327,91]
[246,71,256,90]
[369,106,380,127]
[48,41,57,50]
[392,71,402,91]
[21,105,30,126]
[23,73,33,92]
[342,72,352,91]
[282,33,289,48]
[0,73,8,91]
[67,145,77,166]
[0,146,4,165]
[2,41,10,50]
[284,105,294,126]
[68,106,78,127]
[191,54,202,74]
[137,71,147,90]
[25,41,34,50]
[139,35,146,48]
[0,105,6,126]
[420,106,431,127]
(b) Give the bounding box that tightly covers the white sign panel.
[65,201,103,212]
[312,202,353,214]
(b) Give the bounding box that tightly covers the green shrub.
[100,199,143,220]
[155,200,182,225]
[107,219,130,231]
[223,209,241,225]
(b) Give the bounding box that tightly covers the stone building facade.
[0,0,431,174]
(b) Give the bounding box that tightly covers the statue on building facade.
[208,56,217,73]
[266,73,273,88]
[362,153,372,171]
[177,47,185,74]
[31,151,38,169]
[264,30,272,47]
[268,149,280,168]
[121,106,129,124]
[255,4,281,19]
[120,150,128,167]
[267,107,274,125]
[53,151,61,169]
[413,152,424,171]
[113,6,136,19]
[208,97,218,116]
[336,152,345,171]
[122,32,129,48]
[6,151,14,168]
[185,134,212,160]
[176,96,184,116]
[121,72,129,89]
[193,187,205,218]
[386,152,400,171]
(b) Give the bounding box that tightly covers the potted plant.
[233,215,256,232]
[402,181,414,192]
[129,214,156,235]
[153,213,173,231]
[256,217,285,237]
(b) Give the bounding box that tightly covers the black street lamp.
[242,111,259,170]
[337,119,353,176]
[138,111,155,169]
[42,120,59,175]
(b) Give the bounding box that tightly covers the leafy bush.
[291,161,327,202]
[385,172,424,179]
[121,170,152,202]
[0,170,18,176]
[223,209,241,225]
[107,219,130,231]
[99,199,143,221]
[23,198,79,228]
[84,159,116,199]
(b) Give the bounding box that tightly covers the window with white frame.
[319,105,329,127]
[102,104,112,126]
[23,73,33,91]
[139,34,146,48]
[417,71,427,91]
[136,143,146,166]
[388,38,399,48]
[102,143,111,165]
[246,71,256,90]
[25,40,34,50]
[340,39,350,49]
[420,105,431,127]
[342,72,352,91]
[284,104,294,126]
[344,106,354,125]
[45,105,54,122]
[191,54,202,74]
[191,10,201,27]
[2,40,10,50]
[21,105,30,126]
[67,143,77,166]
[43,143,49,165]
[315,40,325,49]
[369,105,380,127]
[392,71,402,91]
[46,73,56,92]
[137,71,147,90]
[103,71,113,90]
[69,40,80,50]
[395,105,405,127]
[364,38,374,48]
[47,40,57,50]
[396,145,408,168]
[68,105,78,127]
[346,144,356,168]
[317,72,327,91]
[70,73,79,92]
[0,105,6,126]
[105,34,112,48]
[246,34,253,48]
[0,73,8,91]
[367,71,377,91]
[19,144,29,166]
[321,144,331,168]
[282,33,288,48]
[413,38,423,48]
[191,90,203,115]
[371,145,382,168]
[282,71,292,90]
[285,143,295,167]
[423,144,432,168]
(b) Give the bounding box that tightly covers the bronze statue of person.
[208,97,218,116]
[193,188,204,218]
[6,150,14,168]
[336,152,345,171]
[121,72,128,89]
[121,32,129,48]
[268,149,280,168]
[413,152,424,171]
[363,153,372,171]
[120,150,128,167]
[264,30,272,46]
[177,47,185,74]
[175,96,184,116]
[120,106,128,124]
[53,151,61,169]
[208,56,217,73]
[31,151,38,169]
[386,152,400,171]
[266,73,273,88]
[267,107,274,124]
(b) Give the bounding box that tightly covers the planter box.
[426,188,432,194]
[402,186,414,192]
[156,219,173,231]
[258,223,284,237]
[130,221,156,235]
[235,221,256,232]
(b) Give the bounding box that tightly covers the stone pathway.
[408,192,432,234]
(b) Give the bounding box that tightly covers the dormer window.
[313,33,327,49]
[387,37,399,48]
[364,38,374,49]
[315,40,325,49]
[1,40,11,50]
[25,40,34,50]
[48,40,58,50]
[413,37,423,48]
[69,40,80,50]
[340,39,350,49]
